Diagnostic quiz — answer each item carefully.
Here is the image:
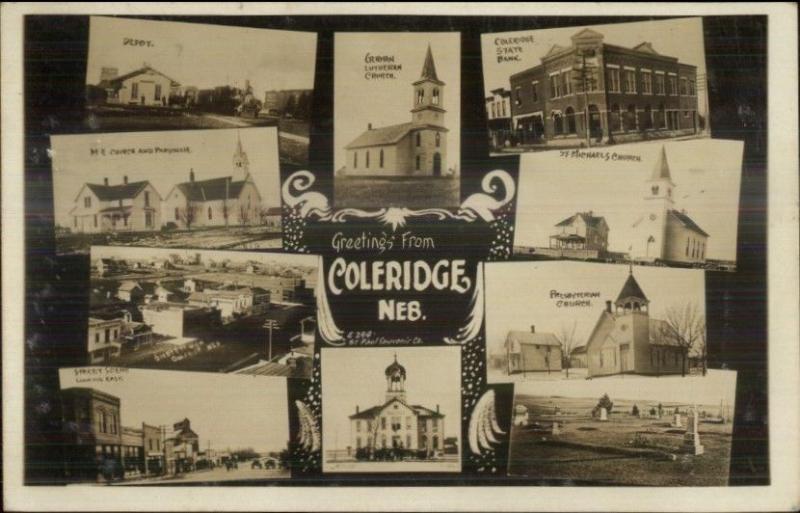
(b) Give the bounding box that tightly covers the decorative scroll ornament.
[444,262,484,345]
[282,170,332,219]
[316,272,345,345]
[296,400,321,453]
[468,389,505,454]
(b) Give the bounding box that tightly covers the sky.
[86,16,316,93]
[59,368,289,454]
[334,32,461,173]
[481,17,708,116]
[514,368,737,408]
[321,346,462,451]
[51,127,280,228]
[513,138,744,261]
[484,260,706,357]
[91,245,319,272]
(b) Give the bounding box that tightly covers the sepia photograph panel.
[513,139,743,271]
[333,32,461,209]
[322,346,462,473]
[51,127,283,255]
[508,371,737,486]
[85,16,316,165]
[57,367,291,484]
[87,246,318,376]
[481,18,709,156]
[485,261,707,383]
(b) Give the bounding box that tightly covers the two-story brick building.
[508,28,700,148]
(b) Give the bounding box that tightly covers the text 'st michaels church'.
[343,44,449,177]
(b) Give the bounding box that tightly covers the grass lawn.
[334,176,460,209]
[509,395,733,486]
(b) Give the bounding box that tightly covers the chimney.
[367,123,372,130]
[606,300,612,313]
[530,325,535,333]
[103,177,109,186]
[356,405,360,414]
[189,169,195,182]
[123,175,128,184]
[436,404,440,413]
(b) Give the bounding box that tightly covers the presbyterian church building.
[349,355,445,456]
[344,45,449,177]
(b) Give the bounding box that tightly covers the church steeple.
[614,271,650,314]
[232,130,250,179]
[646,145,675,204]
[411,43,446,127]
[384,354,407,403]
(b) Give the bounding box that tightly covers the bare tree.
[555,321,579,379]
[664,302,705,377]
[176,205,196,230]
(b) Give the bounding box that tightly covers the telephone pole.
[263,319,281,360]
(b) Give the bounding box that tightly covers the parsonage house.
[506,28,700,148]
[549,211,610,255]
[69,177,162,234]
[97,65,181,107]
[630,146,709,265]
[343,44,449,177]
[69,132,264,234]
[585,269,685,377]
[349,355,446,457]
[504,325,563,374]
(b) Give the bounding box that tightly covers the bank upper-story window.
[561,69,572,95]
[549,72,561,98]
[606,65,620,93]
[667,73,677,96]
[680,77,689,96]
[641,69,652,95]
[623,67,637,94]
[84,196,92,208]
[531,81,539,102]
[514,86,522,106]
[654,72,665,95]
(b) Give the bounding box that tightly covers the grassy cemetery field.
[509,395,733,486]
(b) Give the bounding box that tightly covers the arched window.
[379,149,384,168]
[366,151,370,168]
[416,89,424,104]
[610,104,621,132]
[652,185,659,196]
[208,207,212,220]
[175,207,179,220]
[415,155,421,170]
[416,132,421,147]
[354,152,358,168]
[626,105,637,131]
[435,132,441,147]
[552,112,563,135]
[565,106,576,134]
[432,88,440,105]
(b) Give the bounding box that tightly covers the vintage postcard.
[333,32,461,209]
[485,261,706,383]
[513,139,743,271]
[508,370,737,485]
[57,367,291,484]
[84,16,316,165]
[50,127,283,255]
[481,18,709,155]
[87,246,318,375]
[322,346,462,473]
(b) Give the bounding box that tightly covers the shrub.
[631,404,640,416]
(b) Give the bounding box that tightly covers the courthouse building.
[508,28,700,147]
[348,355,446,456]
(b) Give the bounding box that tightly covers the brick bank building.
[504,28,700,149]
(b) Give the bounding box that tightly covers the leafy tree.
[631,404,640,416]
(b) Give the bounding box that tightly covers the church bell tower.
[411,44,446,127]
[232,130,250,180]
[631,146,674,261]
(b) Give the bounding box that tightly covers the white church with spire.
[343,44,450,177]
[629,146,709,265]
[348,354,446,457]
[161,130,263,229]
